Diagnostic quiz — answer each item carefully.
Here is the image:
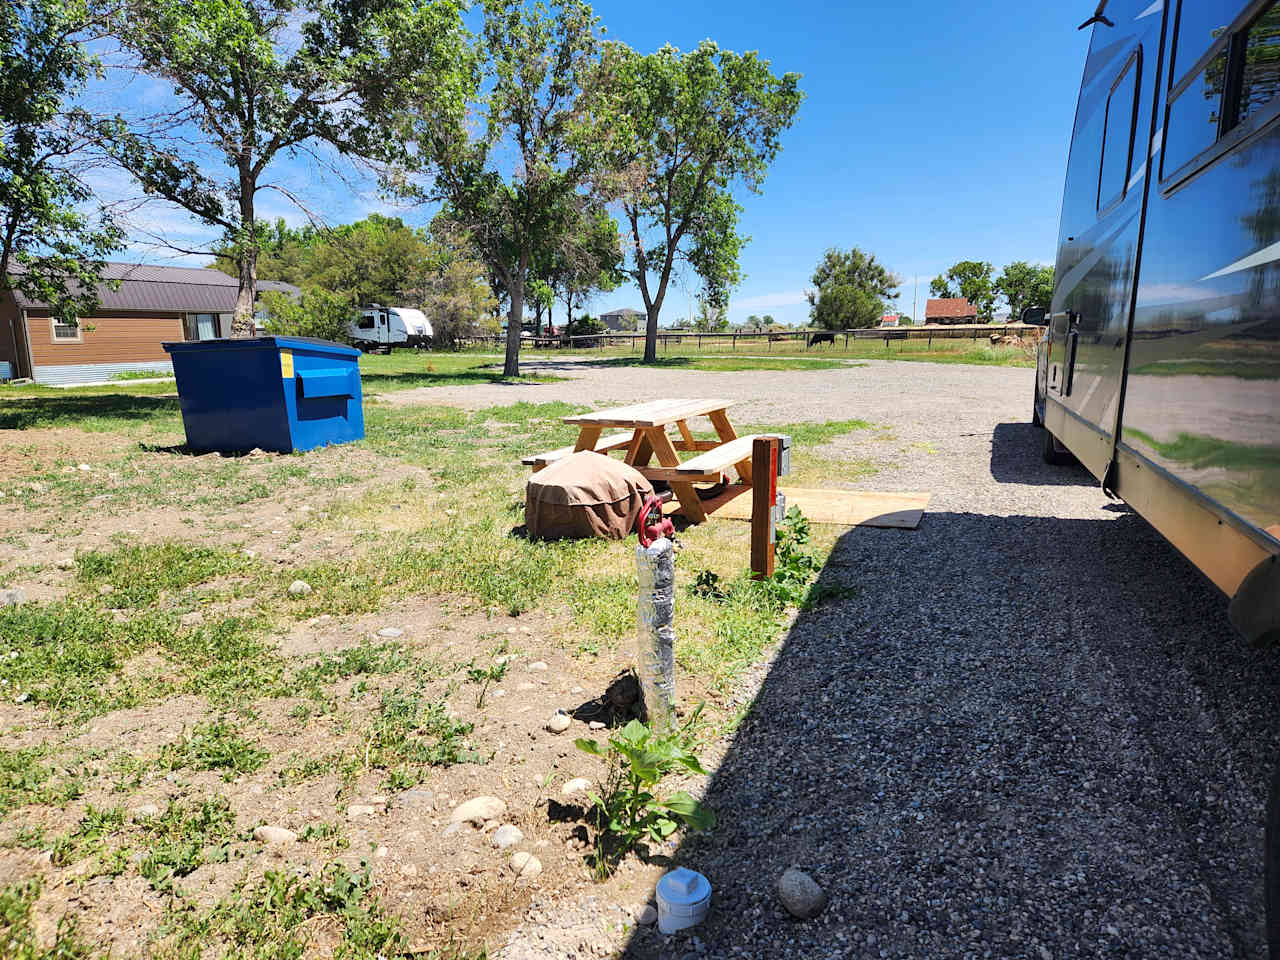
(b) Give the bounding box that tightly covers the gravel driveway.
[455,358,1280,959]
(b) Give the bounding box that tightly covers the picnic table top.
[562,398,735,429]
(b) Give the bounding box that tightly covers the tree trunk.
[643,306,660,363]
[230,173,257,338]
[231,248,258,337]
[504,273,523,378]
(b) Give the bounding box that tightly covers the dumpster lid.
[163,336,362,357]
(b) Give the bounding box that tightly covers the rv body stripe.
[1136,1,1162,19]
[1199,240,1280,281]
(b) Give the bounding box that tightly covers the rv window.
[1172,1,1231,82]
[1163,47,1228,174]
[1235,2,1280,127]
[358,315,375,330]
[1098,56,1139,211]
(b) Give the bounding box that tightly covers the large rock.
[0,589,26,607]
[491,824,524,849]
[287,580,312,597]
[449,796,506,826]
[776,867,827,919]
[253,825,297,844]
[560,778,591,797]
[546,711,571,734]
[510,851,542,879]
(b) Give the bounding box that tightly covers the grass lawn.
[0,375,875,957]
[510,334,1035,368]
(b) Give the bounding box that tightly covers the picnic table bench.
[522,398,760,523]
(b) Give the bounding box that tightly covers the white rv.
[350,305,433,350]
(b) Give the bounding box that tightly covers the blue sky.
[98,1,1093,327]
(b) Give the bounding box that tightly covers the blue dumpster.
[162,337,364,454]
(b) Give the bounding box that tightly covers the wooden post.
[750,436,779,580]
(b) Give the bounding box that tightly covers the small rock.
[179,611,205,627]
[346,804,376,818]
[131,803,160,819]
[570,685,585,694]
[253,825,297,844]
[588,720,605,730]
[374,846,389,858]
[288,580,312,597]
[510,851,542,879]
[528,661,549,672]
[0,589,25,607]
[78,463,91,472]
[560,778,591,797]
[449,796,506,825]
[635,904,658,926]
[377,627,404,639]
[55,558,75,570]
[776,867,827,919]
[492,825,525,849]
[441,822,465,838]
[546,712,571,734]
[243,549,258,559]
[1038,949,1052,960]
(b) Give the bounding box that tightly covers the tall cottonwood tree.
[1,0,123,322]
[600,41,802,362]
[400,0,606,377]
[108,0,467,335]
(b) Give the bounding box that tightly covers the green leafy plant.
[688,568,727,601]
[158,718,269,780]
[0,878,91,959]
[464,658,508,708]
[575,719,714,879]
[761,506,822,606]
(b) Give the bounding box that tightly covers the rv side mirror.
[1020,306,1047,325]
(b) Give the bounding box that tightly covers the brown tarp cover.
[526,451,654,540]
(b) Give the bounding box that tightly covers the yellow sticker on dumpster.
[280,350,294,378]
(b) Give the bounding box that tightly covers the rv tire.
[1041,426,1073,466]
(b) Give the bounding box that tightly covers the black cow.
[807,332,835,348]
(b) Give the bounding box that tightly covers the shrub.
[575,718,715,878]
[259,289,355,343]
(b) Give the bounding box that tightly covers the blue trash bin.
[162,337,365,454]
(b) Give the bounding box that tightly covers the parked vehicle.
[349,305,433,350]
[1039,3,1280,946]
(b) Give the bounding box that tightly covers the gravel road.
[461,358,1280,959]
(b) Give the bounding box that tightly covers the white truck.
[349,305,433,351]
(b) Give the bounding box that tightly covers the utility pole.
[913,275,919,324]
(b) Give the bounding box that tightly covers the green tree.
[538,200,623,334]
[399,0,607,377]
[420,230,499,348]
[108,0,466,336]
[258,288,355,342]
[930,260,996,321]
[306,215,436,308]
[995,261,1054,321]
[1,0,123,322]
[600,40,802,362]
[806,247,899,330]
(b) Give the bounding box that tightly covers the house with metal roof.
[0,263,300,386]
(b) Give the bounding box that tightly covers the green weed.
[158,719,269,779]
[0,878,92,959]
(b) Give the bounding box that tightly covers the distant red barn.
[925,298,977,325]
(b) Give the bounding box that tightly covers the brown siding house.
[924,297,979,325]
[0,263,300,385]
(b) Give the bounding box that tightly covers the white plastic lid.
[657,867,711,907]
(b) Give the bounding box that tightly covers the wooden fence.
[454,324,1045,352]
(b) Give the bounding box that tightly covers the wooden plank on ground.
[713,488,931,529]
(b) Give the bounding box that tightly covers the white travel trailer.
[349,305,433,350]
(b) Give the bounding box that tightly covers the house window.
[1098,53,1141,212]
[51,318,81,343]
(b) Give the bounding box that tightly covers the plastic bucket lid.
[656,867,711,933]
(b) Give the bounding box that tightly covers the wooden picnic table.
[523,398,759,523]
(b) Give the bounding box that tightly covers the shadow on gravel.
[990,422,1097,486]
[621,502,1280,957]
